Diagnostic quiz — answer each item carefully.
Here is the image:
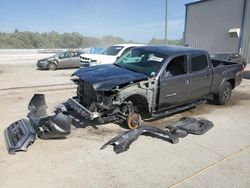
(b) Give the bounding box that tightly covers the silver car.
[37,50,84,70]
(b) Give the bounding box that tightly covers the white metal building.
[184,0,250,64]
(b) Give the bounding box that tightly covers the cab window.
[191,54,208,72]
[166,55,187,77]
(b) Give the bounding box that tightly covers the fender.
[115,79,157,113]
[217,75,235,93]
[47,58,59,66]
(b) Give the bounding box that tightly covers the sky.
[0,0,197,42]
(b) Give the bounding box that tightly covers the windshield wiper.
[114,64,121,67]
[123,66,148,76]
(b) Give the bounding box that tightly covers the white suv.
[80,44,145,67]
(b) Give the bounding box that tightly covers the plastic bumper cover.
[4,119,36,154]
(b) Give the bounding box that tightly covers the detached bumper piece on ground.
[4,94,72,154]
[4,119,36,154]
[101,117,214,154]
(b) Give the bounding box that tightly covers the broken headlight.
[71,75,79,85]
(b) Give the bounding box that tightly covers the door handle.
[165,93,177,98]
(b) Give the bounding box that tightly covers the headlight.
[39,60,47,64]
[71,75,79,85]
[89,62,97,66]
[89,60,101,66]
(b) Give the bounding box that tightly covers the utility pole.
[165,0,168,45]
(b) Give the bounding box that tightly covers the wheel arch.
[125,94,151,119]
[47,59,58,67]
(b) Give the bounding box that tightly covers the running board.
[150,99,206,120]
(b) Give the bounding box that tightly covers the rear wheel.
[213,81,232,105]
[48,62,57,70]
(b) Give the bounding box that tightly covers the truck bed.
[211,59,239,67]
[210,59,243,94]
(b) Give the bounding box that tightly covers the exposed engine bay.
[67,77,155,129]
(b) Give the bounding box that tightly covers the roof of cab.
[113,43,145,47]
[134,45,207,56]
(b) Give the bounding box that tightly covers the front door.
[158,55,191,110]
[59,52,73,68]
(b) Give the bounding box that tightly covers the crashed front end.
[63,64,157,127]
[67,79,135,124]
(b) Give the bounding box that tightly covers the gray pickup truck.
[68,46,244,129]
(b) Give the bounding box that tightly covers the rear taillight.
[240,64,245,74]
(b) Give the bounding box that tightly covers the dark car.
[67,46,243,129]
[211,53,247,68]
[37,50,84,70]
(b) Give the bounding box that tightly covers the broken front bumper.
[67,98,100,120]
[4,119,36,154]
[4,94,72,154]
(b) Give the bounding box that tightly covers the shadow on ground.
[243,70,250,80]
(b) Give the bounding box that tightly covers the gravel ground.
[0,53,249,188]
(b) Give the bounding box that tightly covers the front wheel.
[127,112,142,129]
[213,81,232,105]
[48,62,57,70]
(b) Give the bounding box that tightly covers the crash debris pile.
[4,94,72,154]
[4,94,214,154]
[101,117,214,154]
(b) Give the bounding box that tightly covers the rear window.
[191,54,208,72]
[102,46,124,56]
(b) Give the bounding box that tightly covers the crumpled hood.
[72,64,148,91]
[80,54,116,64]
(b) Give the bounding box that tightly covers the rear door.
[188,52,213,100]
[158,54,191,110]
[70,52,81,67]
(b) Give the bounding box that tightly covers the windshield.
[115,48,166,76]
[102,46,124,56]
[211,54,228,60]
[53,52,64,58]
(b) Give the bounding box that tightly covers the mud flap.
[4,119,36,154]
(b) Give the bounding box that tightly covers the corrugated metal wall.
[240,0,250,64]
[184,0,245,54]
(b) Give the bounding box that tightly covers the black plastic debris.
[166,117,214,136]
[4,119,36,154]
[27,94,72,139]
[4,94,72,154]
[101,117,214,154]
[100,125,179,154]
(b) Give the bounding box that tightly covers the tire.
[47,62,57,70]
[213,81,232,105]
